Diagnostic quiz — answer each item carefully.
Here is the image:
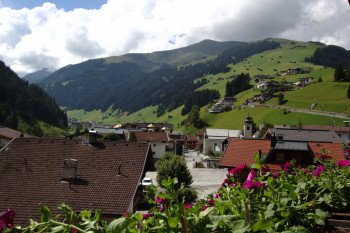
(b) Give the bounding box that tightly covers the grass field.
[67,38,350,132]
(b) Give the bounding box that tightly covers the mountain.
[40,39,279,114]
[305,45,350,68]
[23,68,51,84]
[0,61,67,136]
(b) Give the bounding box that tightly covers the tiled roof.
[220,139,344,169]
[266,128,341,142]
[0,138,150,225]
[134,131,168,142]
[302,125,350,133]
[185,135,197,142]
[0,127,34,140]
[220,139,271,168]
[308,142,344,163]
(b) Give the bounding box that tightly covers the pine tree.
[334,64,346,82]
[347,85,350,99]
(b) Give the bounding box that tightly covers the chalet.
[87,127,126,141]
[264,128,342,143]
[133,131,169,160]
[219,138,344,170]
[280,68,307,76]
[302,125,350,143]
[203,128,243,155]
[208,97,236,113]
[0,138,153,225]
[253,93,271,102]
[0,126,34,145]
[118,123,173,132]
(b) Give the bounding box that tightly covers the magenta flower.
[215,193,220,198]
[185,204,191,210]
[156,197,163,204]
[338,160,350,167]
[208,199,214,206]
[142,212,153,219]
[313,165,324,178]
[283,161,291,173]
[221,181,227,187]
[261,166,270,175]
[229,182,237,187]
[344,149,350,159]
[243,181,264,189]
[246,170,256,182]
[228,163,247,176]
[272,171,279,179]
[201,205,209,211]
[0,209,15,230]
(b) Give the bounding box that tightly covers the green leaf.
[315,209,327,219]
[265,210,275,218]
[51,225,65,233]
[107,217,130,233]
[315,218,325,225]
[199,207,214,218]
[281,212,290,218]
[39,205,51,222]
[79,210,91,220]
[134,213,142,222]
[252,218,275,232]
[168,217,178,228]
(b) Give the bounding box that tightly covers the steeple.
[243,115,253,138]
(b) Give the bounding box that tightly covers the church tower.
[244,115,253,138]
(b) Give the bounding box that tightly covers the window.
[153,143,156,147]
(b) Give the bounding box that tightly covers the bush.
[156,152,193,189]
[178,188,197,203]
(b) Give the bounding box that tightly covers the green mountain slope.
[67,38,350,132]
[0,61,67,136]
[22,68,51,84]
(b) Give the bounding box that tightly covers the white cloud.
[0,0,349,75]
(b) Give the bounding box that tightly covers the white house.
[203,128,243,155]
[134,131,169,160]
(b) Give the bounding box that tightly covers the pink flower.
[345,149,350,159]
[228,163,247,176]
[246,170,256,182]
[243,181,264,189]
[272,171,279,179]
[313,165,324,178]
[215,193,220,198]
[185,204,191,210]
[0,209,15,230]
[283,161,291,173]
[338,160,350,167]
[221,182,227,187]
[208,199,214,206]
[142,212,153,219]
[156,197,163,204]
[201,205,209,211]
[261,166,270,175]
[71,228,77,233]
[230,182,237,187]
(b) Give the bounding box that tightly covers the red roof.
[220,139,271,168]
[0,138,151,225]
[186,135,197,142]
[220,139,344,170]
[308,142,344,163]
[134,131,168,142]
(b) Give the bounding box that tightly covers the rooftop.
[0,138,151,225]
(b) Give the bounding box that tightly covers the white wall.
[203,138,226,155]
[151,141,166,159]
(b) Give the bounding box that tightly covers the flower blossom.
[228,163,247,176]
[185,204,191,210]
[272,171,279,179]
[261,166,270,175]
[313,165,324,178]
[283,161,291,173]
[156,197,163,204]
[142,212,153,219]
[215,193,220,198]
[208,199,214,206]
[338,160,350,167]
[0,209,15,230]
[243,170,264,189]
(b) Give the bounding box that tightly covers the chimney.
[271,133,277,148]
[62,159,78,179]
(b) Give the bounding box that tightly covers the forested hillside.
[306,45,350,68]
[40,40,279,116]
[0,61,67,135]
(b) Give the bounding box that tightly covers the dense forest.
[181,89,220,116]
[225,73,251,97]
[306,45,350,68]
[41,40,280,116]
[0,61,67,133]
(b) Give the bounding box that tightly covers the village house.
[87,127,126,141]
[203,128,243,155]
[302,125,350,143]
[0,126,34,145]
[280,68,308,76]
[133,131,169,160]
[219,138,344,170]
[264,127,342,143]
[208,97,236,113]
[0,138,153,225]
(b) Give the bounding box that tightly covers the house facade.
[203,128,243,155]
[134,131,169,159]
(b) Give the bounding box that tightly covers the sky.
[0,0,349,76]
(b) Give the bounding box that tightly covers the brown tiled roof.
[134,131,168,142]
[308,142,344,163]
[0,127,34,140]
[220,139,271,168]
[302,125,350,133]
[220,139,345,169]
[185,135,197,142]
[196,131,204,137]
[0,138,151,225]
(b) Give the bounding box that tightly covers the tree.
[277,93,285,105]
[334,64,346,82]
[181,105,207,128]
[317,77,323,82]
[156,152,193,189]
[129,131,137,142]
[347,85,350,99]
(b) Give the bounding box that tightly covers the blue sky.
[0,0,107,10]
